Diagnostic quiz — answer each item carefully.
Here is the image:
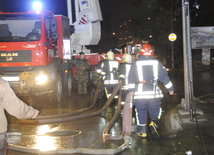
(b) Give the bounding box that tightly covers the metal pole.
[186,0,194,120]
[172,42,174,68]
[182,0,193,111]
[171,0,174,68]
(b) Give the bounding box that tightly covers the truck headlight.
[35,74,48,85]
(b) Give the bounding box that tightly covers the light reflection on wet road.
[7,69,214,155]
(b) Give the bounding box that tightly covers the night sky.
[0,0,137,17]
[0,0,214,26]
[0,0,136,24]
[0,0,68,15]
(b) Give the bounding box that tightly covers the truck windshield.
[0,13,42,42]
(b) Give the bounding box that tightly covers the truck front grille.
[0,50,32,63]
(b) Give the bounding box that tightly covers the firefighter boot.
[137,125,147,138]
[149,118,159,138]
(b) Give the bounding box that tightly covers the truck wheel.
[66,71,72,97]
[49,72,63,103]
[72,78,77,89]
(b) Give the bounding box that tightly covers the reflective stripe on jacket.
[101,60,119,84]
[128,56,173,99]
[118,63,132,90]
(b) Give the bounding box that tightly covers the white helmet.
[107,51,114,60]
[123,54,132,63]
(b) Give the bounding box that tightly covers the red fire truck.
[0,0,103,103]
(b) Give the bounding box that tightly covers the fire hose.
[9,82,132,154]
[103,87,123,140]
[103,90,133,140]
[20,82,123,124]
[8,135,131,155]
[33,81,102,120]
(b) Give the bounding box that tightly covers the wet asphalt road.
[6,69,214,155]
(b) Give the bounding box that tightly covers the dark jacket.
[73,58,90,80]
[101,60,119,84]
[96,59,108,74]
[128,56,173,99]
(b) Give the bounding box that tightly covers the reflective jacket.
[118,62,132,90]
[101,60,119,85]
[96,59,108,75]
[128,56,173,99]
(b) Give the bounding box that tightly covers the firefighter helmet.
[123,54,132,63]
[107,51,114,60]
[138,43,154,56]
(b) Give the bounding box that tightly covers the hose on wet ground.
[8,135,131,155]
[9,82,132,154]
[196,93,214,99]
[19,81,102,123]
[20,82,123,124]
[194,93,214,103]
[33,81,102,120]
[103,91,133,141]
[192,105,208,155]
[103,87,124,140]
[190,92,209,155]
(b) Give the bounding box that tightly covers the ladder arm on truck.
[67,0,103,54]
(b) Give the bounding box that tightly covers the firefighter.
[92,53,107,86]
[92,53,108,98]
[128,43,174,138]
[96,52,108,78]
[118,53,132,105]
[101,51,119,99]
[73,52,90,96]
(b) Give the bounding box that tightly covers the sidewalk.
[170,94,214,155]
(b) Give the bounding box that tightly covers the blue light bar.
[32,1,43,12]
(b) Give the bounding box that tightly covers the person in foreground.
[128,43,174,138]
[0,78,39,155]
